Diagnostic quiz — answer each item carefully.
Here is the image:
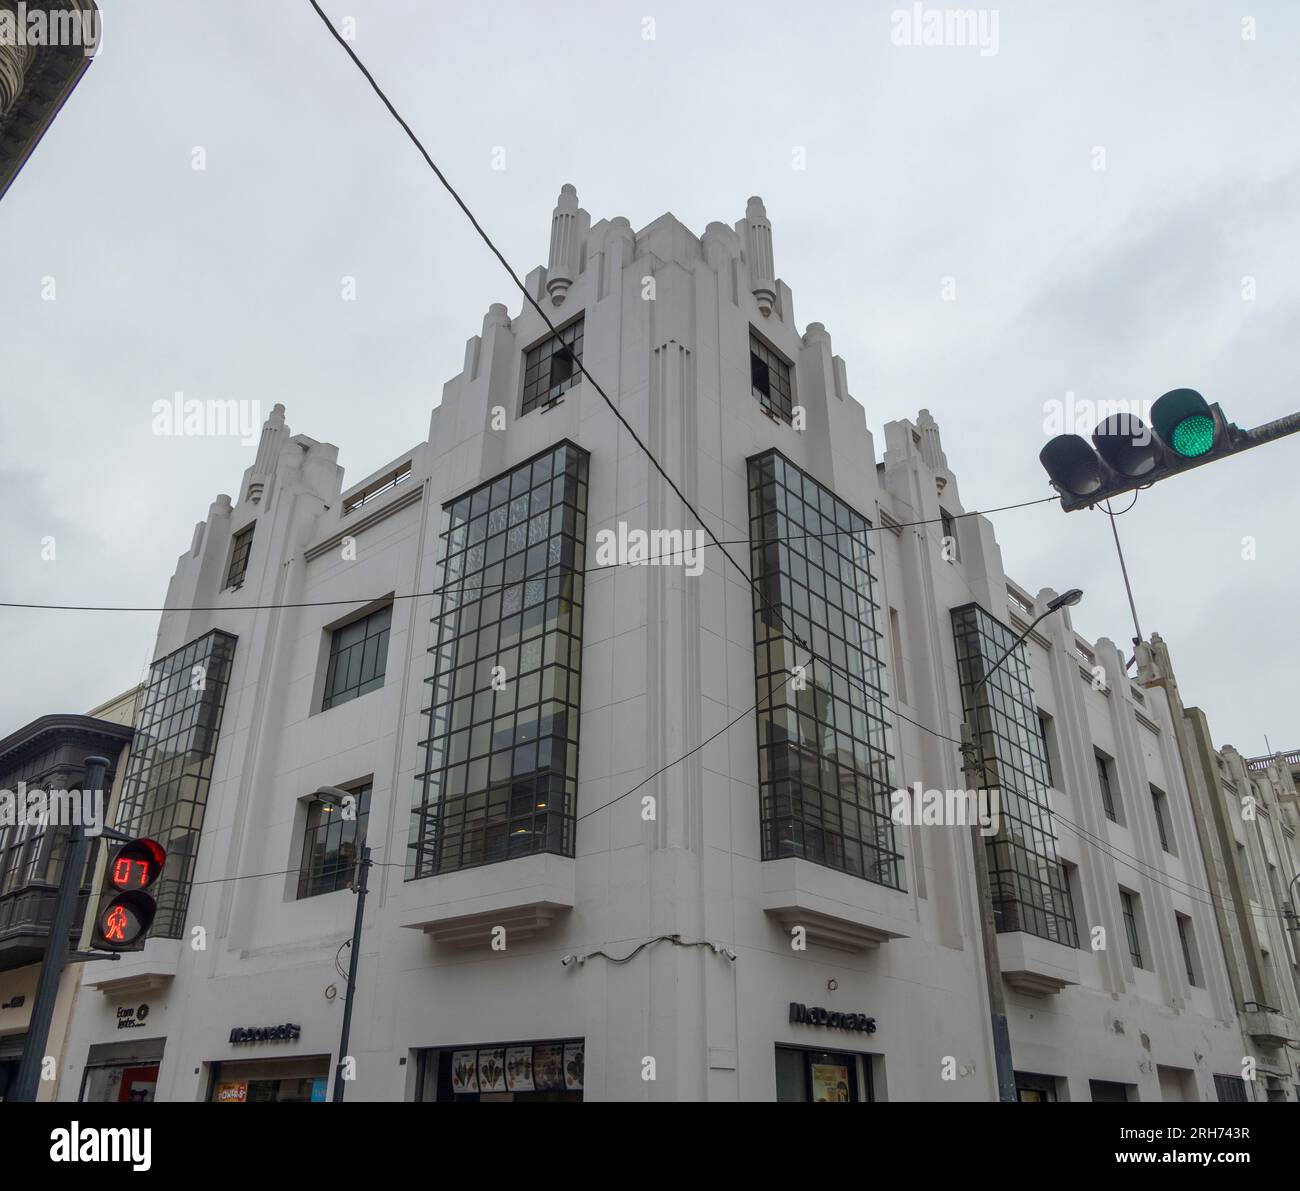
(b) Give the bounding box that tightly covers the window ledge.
[397,852,574,948]
[86,938,182,997]
[760,857,912,952]
[997,931,1079,997]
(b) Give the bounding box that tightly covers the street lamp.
[315,785,372,1104]
[960,588,1082,1104]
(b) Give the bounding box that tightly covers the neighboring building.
[0,0,98,201]
[0,688,133,1102]
[57,188,1259,1102]
[1139,637,1300,1102]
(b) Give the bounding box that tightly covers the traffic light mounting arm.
[1041,398,1300,512]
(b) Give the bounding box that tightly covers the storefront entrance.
[80,1038,167,1102]
[416,1039,584,1102]
[775,1044,875,1102]
[207,1056,331,1103]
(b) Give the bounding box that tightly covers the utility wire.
[0,494,1056,616]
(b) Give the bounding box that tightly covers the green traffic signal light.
[1169,413,1215,457]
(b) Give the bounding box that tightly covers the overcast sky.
[2,0,1296,756]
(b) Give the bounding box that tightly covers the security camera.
[561,954,576,967]
[722,947,737,962]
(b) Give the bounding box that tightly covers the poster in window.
[451,1050,479,1094]
[533,1044,564,1091]
[811,1063,851,1103]
[214,1081,248,1104]
[477,1047,506,1094]
[563,1042,584,1091]
[505,1046,535,1092]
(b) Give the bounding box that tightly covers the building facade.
[0,0,97,201]
[1136,636,1300,1102]
[0,688,134,1102]
[56,188,1267,1102]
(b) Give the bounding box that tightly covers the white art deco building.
[55,187,1284,1103]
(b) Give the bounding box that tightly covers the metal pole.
[961,725,1017,1102]
[333,844,371,1103]
[13,755,109,1102]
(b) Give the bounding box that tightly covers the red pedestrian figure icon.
[104,904,129,943]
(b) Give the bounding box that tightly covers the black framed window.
[1096,752,1120,822]
[750,331,793,423]
[951,603,1077,945]
[1176,912,1200,986]
[521,318,584,416]
[940,510,959,560]
[225,525,255,590]
[410,442,588,878]
[748,450,903,889]
[1037,712,1054,786]
[1151,785,1172,853]
[297,784,371,898]
[113,630,237,939]
[1214,1074,1248,1103]
[322,605,392,711]
[1120,888,1143,968]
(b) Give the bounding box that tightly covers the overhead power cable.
[0,494,1055,616]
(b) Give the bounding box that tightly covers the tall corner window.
[748,450,903,890]
[410,442,588,878]
[298,783,372,898]
[113,629,238,938]
[1119,887,1144,968]
[1095,752,1121,823]
[521,317,584,416]
[951,603,1077,946]
[749,330,793,423]
[322,604,393,711]
[225,525,255,590]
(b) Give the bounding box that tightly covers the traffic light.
[1040,388,1243,511]
[92,838,166,951]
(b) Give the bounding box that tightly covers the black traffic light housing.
[91,838,166,952]
[1040,389,1239,511]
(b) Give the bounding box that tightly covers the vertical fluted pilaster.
[743,196,776,316]
[546,183,579,306]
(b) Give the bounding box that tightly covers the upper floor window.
[1151,785,1173,853]
[297,783,372,898]
[940,510,960,561]
[1175,912,1201,986]
[322,604,392,711]
[1037,711,1054,786]
[749,331,793,423]
[1096,752,1121,823]
[1119,888,1144,968]
[225,525,255,590]
[521,317,584,416]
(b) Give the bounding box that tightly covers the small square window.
[521,318,584,416]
